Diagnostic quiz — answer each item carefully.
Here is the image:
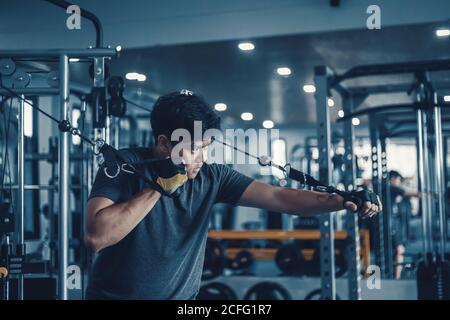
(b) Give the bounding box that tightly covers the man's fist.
[146,157,188,197]
[341,189,382,219]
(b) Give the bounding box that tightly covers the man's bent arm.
[238,181,378,217]
[85,188,161,252]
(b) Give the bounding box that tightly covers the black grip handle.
[287,167,305,183]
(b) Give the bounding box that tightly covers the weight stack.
[416,253,450,300]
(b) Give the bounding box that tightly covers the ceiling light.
[126,72,139,80]
[214,103,227,111]
[241,112,253,121]
[126,72,146,81]
[338,110,345,118]
[262,120,274,129]
[436,29,450,37]
[352,117,360,126]
[69,58,80,62]
[238,42,255,51]
[136,74,146,82]
[444,95,450,102]
[277,67,291,76]
[303,84,316,93]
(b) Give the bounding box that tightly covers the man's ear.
[157,135,172,154]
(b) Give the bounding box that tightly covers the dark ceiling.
[70,22,450,127]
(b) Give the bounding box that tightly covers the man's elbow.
[84,233,106,253]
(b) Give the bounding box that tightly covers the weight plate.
[0,58,16,76]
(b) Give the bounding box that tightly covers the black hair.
[389,170,403,180]
[150,90,221,143]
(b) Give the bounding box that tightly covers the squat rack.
[314,58,450,300]
[0,47,118,300]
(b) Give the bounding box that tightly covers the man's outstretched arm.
[237,181,381,218]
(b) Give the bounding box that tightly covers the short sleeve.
[88,148,141,203]
[215,164,254,205]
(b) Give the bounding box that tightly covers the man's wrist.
[332,193,345,210]
[142,187,162,198]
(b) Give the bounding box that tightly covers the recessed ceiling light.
[277,67,291,76]
[444,95,450,102]
[116,45,122,52]
[262,120,274,129]
[241,112,253,121]
[136,74,146,82]
[214,103,227,111]
[328,98,335,107]
[238,42,255,51]
[303,84,316,93]
[69,58,80,62]
[126,72,146,81]
[338,110,345,118]
[436,29,450,37]
[126,72,138,80]
[352,117,360,126]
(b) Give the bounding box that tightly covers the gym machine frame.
[315,59,450,299]
[0,45,118,303]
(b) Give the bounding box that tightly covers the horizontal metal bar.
[0,88,60,96]
[338,103,415,121]
[347,82,450,96]
[4,184,83,190]
[25,153,90,161]
[332,59,450,86]
[0,48,118,58]
[338,103,450,122]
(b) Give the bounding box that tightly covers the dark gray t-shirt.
[85,148,253,300]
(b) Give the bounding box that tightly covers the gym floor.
[0,0,450,304]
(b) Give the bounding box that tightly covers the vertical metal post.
[58,54,70,300]
[369,117,386,275]
[417,110,430,256]
[433,93,447,260]
[342,94,361,300]
[105,116,111,145]
[421,108,434,253]
[380,137,393,278]
[314,66,336,300]
[17,95,25,300]
[113,117,120,149]
[92,57,107,175]
[422,112,434,253]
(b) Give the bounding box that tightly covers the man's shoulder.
[200,163,238,180]
[202,163,231,173]
[116,147,152,163]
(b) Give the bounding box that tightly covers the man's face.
[390,176,401,186]
[174,139,212,179]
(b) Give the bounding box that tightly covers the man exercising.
[85,90,381,299]
[389,170,419,279]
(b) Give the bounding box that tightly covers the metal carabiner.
[93,139,105,155]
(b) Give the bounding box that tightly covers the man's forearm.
[276,188,345,216]
[86,188,161,251]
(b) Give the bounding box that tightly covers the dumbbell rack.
[208,229,371,277]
